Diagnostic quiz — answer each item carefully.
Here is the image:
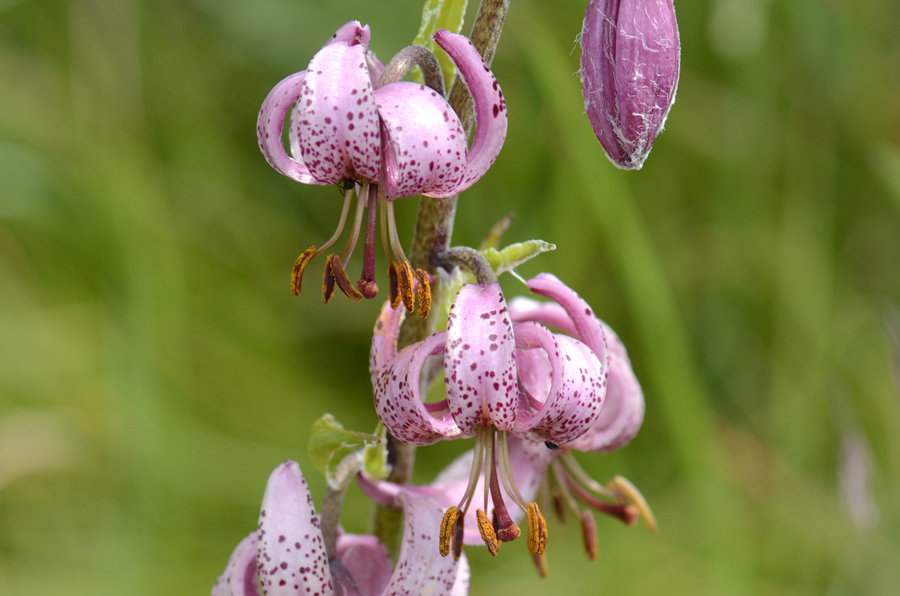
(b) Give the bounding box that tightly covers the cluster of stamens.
[540,452,657,575]
[290,179,431,318]
[439,428,548,560]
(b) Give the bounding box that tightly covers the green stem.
[434,246,497,284]
[322,456,362,560]
[370,0,511,557]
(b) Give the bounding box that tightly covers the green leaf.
[308,414,380,484]
[481,240,556,276]
[478,213,515,250]
[413,0,469,87]
[361,422,389,481]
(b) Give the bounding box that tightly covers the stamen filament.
[456,427,487,514]
[496,431,529,512]
[319,185,356,255]
[565,475,638,526]
[550,459,583,519]
[560,452,614,498]
[338,180,368,263]
[379,197,391,263]
[385,200,409,264]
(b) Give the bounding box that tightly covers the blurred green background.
[2,0,900,594]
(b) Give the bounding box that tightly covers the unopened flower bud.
[580,0,680,170]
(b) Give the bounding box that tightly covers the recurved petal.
[444,283,518,435]
[257,461,333,596]
[335,534,393,596]
[567,349,645,453]
[211,533,261,596]
[524,273,609,367]
[509,296,629,363]
[373,331,462,446]
[513,322,606,445]
[377,82,467,200]
[370,299,405,388]
[515,342,552,409]
[509,296,576,335]
[295,42,381,183]
[257,71,326,185]
[383,496,469,596]
[432,30,508,195]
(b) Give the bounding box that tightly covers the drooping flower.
[211,460,469,596]
[580,0,680,169]
[257,22,507,314]
[369,276,611,558]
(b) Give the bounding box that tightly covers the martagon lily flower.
[369,275,611,559]
[212,460,469,596]
[257,22,507,315]
[362,274,654,573]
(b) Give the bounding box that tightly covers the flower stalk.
[373,0,512,556]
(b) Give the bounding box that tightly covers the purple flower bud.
[580,0,680,170]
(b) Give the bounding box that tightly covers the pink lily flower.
[369,276,613,558]
[364,274,652,567]
[257,22,507,313]
[212,460,469,596]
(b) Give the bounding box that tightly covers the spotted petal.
[523,273,609,367]
[567,348,644,452]
[444,283,518,435]
[512,321,606,445]
[383,495,470,596]
[369,298,405,389]
[212,533,261,596]
[257,71,323,185]
[257,461,332,596]
[431,30,508,196]
[373,331,462,446]
[294,28,381,183]
[377,82,467,200]
[513,273,644,452]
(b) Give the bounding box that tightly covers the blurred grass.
[2,0,900,594]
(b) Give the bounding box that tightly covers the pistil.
[356,182,380,299]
